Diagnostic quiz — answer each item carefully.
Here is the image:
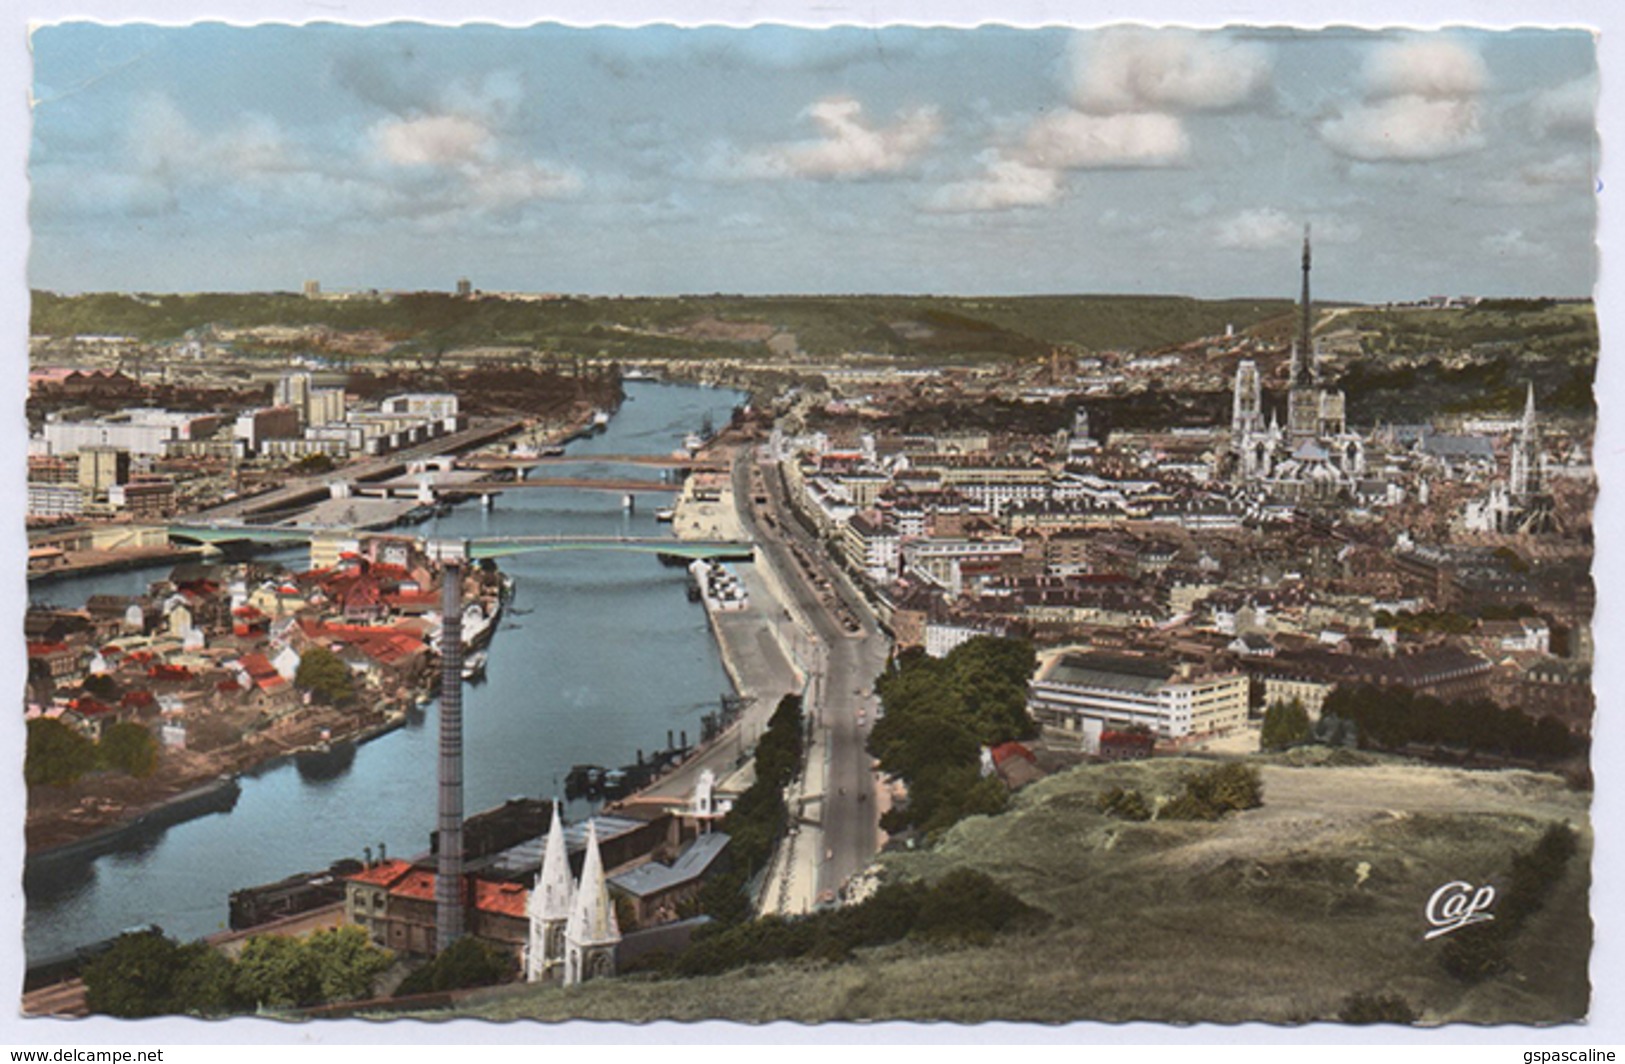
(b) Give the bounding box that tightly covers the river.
[23,380,745,962]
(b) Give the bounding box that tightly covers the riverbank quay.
[28,544,205,585]
[627,446,804,808]
[616,441,832,916]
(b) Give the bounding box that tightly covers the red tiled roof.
[349,864,530,917]
[475,880,529,919]
[72,697,115,717]
[989,741,1036,766]
[345,859,414,889]
[390,869,438,902]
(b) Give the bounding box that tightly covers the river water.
[23,380,744,962]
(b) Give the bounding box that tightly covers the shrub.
[1096,786,1152,821]
[1157,763,1263,821]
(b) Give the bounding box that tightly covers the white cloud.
[1359,39,1487,100]
[926,154,1062,213]
[1017,109,1189,170]
[464,159,581,207]
[930,29,1267,214]
[367,104,578,213]
[130,94,299,179]
[1320,96,1483,162]
[727,97,941,180]
[1213,207,1299,250]
[1072,28,1272,114]
[1212,208,1361,250]
[372,113,492,167]
[1531,77,1597,136]
[1320,39,1488,162]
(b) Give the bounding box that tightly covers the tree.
[233,934,320,1010]
[83,931,183,1018]
[25,716,98,787]
[169,942,248,1016]
[99,721,159,778]
[394,937,514,997]
[1261,699,1312,751]
[302,926,393,1003]
[294,645,355,706]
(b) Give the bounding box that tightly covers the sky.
[27,22,1600,301]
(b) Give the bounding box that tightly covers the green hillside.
[434,754,1591,1025]
[31,291,1295,360]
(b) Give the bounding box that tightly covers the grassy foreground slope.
[447,755,1590,1025]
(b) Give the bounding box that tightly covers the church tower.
[525,801,574,983]
[563,821,621,986]
[1232,360,1263,480]
[1511,381,1541,497]
[1286,225,1321,441]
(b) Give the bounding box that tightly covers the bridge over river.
[166,524,754,562]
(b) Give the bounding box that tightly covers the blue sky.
[27,23,1598,300]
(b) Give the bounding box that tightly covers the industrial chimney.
[435,545,467,952]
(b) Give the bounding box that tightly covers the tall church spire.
[526,800,574,983]
[563,820,621,986]
[1300,222,1313,365]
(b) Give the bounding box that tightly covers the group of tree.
[1260,699,1312,751]
[1438,821,1581,985]
[660,868,1043,979]
[691,693,805,927]
[392,937,514,997]
[25,717,160,788]
[294,645,356,706]
[83,926,393,1018]
[1321,683,1580,762]
[1097,762,1264,823]
[868,637,1037,837]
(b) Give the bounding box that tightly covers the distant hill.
[30,291,1295,360]
[436,754,1590,1025]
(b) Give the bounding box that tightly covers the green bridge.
[167,525,754,562]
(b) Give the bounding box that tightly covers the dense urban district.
[21,242,1596,1025]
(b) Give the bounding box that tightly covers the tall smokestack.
[436,547,466,952]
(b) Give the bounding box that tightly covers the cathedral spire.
[533,800,574,922]
[1300,222,1313,363]
[525,799,575,983]
[563,820,621,986]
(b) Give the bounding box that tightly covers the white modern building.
[1027,651,1249,749]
